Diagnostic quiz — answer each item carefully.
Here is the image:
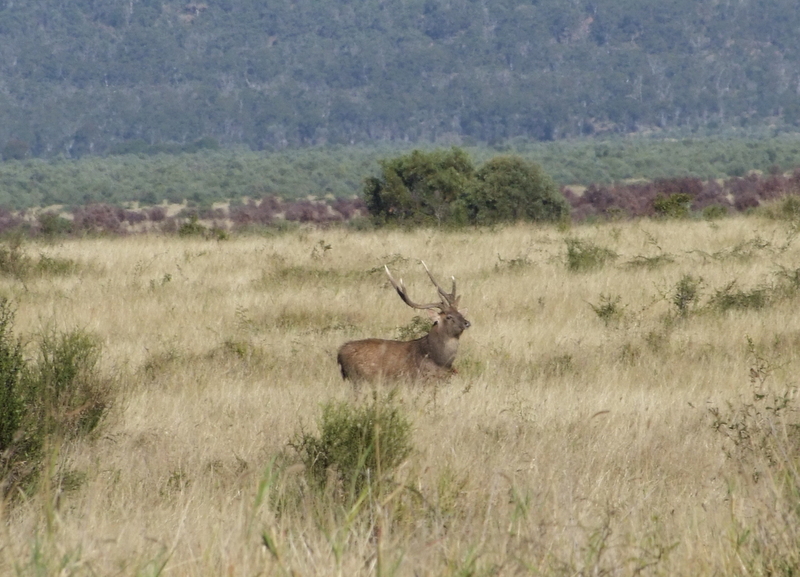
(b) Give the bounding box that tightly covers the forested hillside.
[1,0,799,158]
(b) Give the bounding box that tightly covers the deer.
[337,261,470,382]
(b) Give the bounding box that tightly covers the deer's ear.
[426,309,439,322]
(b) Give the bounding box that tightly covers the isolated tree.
[461,155,569,224]
[364,148,474,225]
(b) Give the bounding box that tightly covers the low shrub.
[565,238,617,272]
[702,204,729,220]
[623,253,675,270]
[709,281,769,312]
[178,214,206,237]
[28,328,110,439]
[0,239,79,282]
[0,300,28,494]
[38,212,73,236]
[672,274,702,316]
[775,194,800,221]
[35,254,78,276]
[653,193,692,219]
[291,393,413,500]
[0,237,31,279]
[708,338,800,572]
[590,294,624,326]
[1,308,110,498]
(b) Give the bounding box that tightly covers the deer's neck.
[417,325,460,368]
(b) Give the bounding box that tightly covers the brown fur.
[337,309,470,382]
[337,263,470,382]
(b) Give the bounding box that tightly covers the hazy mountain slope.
[0,0,798,157]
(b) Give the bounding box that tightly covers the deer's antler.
[421,260,459,307]
[385,262,461,311]
[385,265,445,310]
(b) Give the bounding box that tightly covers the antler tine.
[385,265,442,310]
[420,260,458,305]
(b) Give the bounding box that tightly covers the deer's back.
[337,337,450,382]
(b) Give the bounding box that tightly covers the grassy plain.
[1,216,800,575]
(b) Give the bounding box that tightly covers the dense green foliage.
[463,156,569,224]
[365,148,474,225]
[1,0,800,156]
[365,148,569,225]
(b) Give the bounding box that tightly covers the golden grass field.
[1,216,800,576]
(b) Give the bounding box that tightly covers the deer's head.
[385,261,470,340]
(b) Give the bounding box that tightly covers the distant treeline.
[2,136,800,210]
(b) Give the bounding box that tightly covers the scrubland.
[1,215,799,576]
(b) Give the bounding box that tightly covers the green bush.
[178,214,207,237]
[38,212,74,236]
[364,147,474,226]
[0,239,78,282]
[709,281,768,312]
[292,394,413,499]
[0,300,28,492]
[28,328,110,439]
[0,238,32,280]
[672,274,702,316]
[1,316,110,498]
[364,148,567,227]
[35,254,78,276]
[653,193,692,219]
[565,238,618,272]
[460,155,569,225]
[590,294,624,326]
[702,204,729,220]
[776,194,800,221]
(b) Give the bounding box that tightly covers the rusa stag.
[337,262,470,382]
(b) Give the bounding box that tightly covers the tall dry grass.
[1,216,799,575]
